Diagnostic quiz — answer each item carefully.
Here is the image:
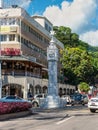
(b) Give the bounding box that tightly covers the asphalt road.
[0,105,98,130]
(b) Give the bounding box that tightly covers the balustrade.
[2,69,41,78]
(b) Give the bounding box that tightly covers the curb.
[32,107,67,113]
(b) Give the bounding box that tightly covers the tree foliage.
[54,26,98,86]
[78,82,90,93]
[53,26,90,50]
[60,47,94,85]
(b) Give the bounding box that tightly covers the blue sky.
[28,0,73,15]
[4,0,98,46]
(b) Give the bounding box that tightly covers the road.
[0,105,98,130]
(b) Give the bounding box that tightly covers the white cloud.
[80,31,98,46]
[43,0,98,46]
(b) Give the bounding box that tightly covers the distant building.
[33,15,53,33]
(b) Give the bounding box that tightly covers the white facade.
[33,15,53,33]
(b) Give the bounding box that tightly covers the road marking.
[56,116,74,125]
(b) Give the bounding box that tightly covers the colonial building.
[0,5,75,99]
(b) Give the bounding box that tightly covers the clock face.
[49,50,55,58]
[49,53,55,58]
[47,48,58,61]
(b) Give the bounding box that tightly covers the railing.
[2,69,41,78]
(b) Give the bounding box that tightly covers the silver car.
[0,95,31,103]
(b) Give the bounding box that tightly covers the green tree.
[54,25,98,86]
[53,26,98,51]
[60,47,94,85]
[54,26,89,49]
[89,52,98,85]
[78,82,90,93]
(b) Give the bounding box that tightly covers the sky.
[4,0,98,47]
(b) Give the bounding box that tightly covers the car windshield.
[91,99,98,102]
[90,97,98,102]
[3,96,16,99]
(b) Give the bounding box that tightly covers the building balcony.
[2,69,42,78]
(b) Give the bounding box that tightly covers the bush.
[78,82,90,93]
[0,102,32,115]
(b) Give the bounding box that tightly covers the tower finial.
[50,30,55,40]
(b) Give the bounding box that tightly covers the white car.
[32,93,47,107]
[88,96,98,113]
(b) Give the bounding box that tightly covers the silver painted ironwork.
[41,31,65,108]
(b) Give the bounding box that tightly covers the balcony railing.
[2,69,42,78]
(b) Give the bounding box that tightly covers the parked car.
[32,93,47,107]
[61,95,74,105]
[70,93,88,105]
[88,96,98,113]
[81,94,89,105]
[70,94,82,104]
[0,95,31,103]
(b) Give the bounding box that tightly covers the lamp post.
[0,22,2,98]
[0,10,9,98]
[0,6,2,98]
[0,0,9,98]
[0,48,2,98]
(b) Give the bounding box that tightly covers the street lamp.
[0,9,9,98]
[0,14,3,98]
[0,44,2,98]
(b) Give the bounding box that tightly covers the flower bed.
[0,102,32,115]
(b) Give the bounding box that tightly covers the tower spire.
[50,30,55,43]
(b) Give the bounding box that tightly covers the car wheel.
[90,109,96,113]
[71,103,74,106]
[82,103,85,106]
[32,102,39,107]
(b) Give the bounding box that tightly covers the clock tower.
[41,31,65,109]
[47,31,58,96]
